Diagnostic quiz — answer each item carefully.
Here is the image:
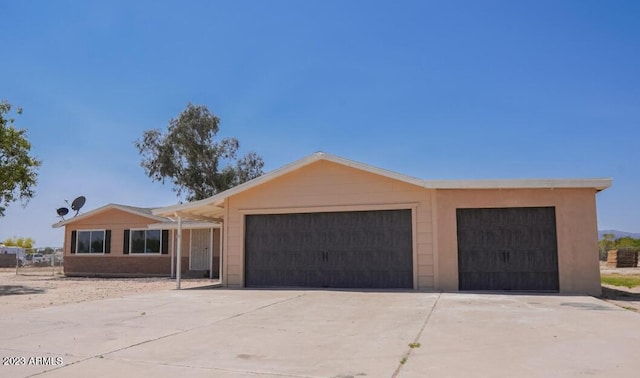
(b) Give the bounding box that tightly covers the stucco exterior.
[148,152,610,295]
[223,160,435,288]
[215,160,603,294]
[435,188,601,295]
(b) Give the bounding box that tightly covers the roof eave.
[147,221,221,230]
[152,152,425,217]
[51,204,169,228]
[152,152,613,218]
[424,178,613,191]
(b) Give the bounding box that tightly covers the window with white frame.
[130,229,162,254]
[76,230,106,254]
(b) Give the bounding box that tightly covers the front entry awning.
[147,221,221,230]
[147,220,222,289]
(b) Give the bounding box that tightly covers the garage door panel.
[506,249,558,273]
[508,272,559,291]
[245,210,413,288]
[457,207,559,292]
[330,271,357,288]
[249,269,323,287]
[388,271,413,288]
[355,271,378,288]
[459,272,511,291]
[459,249,507,272]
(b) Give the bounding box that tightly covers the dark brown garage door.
[245,209,413,288]
[457,207,559,292]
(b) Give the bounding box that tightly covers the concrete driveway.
[0,289,638,378]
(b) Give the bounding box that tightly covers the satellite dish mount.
[56,207,69,220]
[57,195,86,220]
[70,196,86,217]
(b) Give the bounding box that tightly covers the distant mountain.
[598,230,640,240]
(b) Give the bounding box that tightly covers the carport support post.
[170,229,175,278]
[218,225,223,285]
[209,228,214,279]
[176,215,182,290]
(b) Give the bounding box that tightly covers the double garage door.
[457,207,559,292]
[244,206,558,291]
[244,209,413,288]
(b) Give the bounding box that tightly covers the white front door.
[190,229,211,271]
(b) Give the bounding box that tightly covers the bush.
[599,248,608,261]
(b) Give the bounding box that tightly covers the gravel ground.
[600,259,640,273]
[0,268,216,316]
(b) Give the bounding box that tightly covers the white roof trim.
[153,152,613,217]
[147,221,221,230]
[424,178,612,191]
[153,152,424,216]
[52,204,170,228]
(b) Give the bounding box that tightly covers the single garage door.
[457,207,559,292]
[245,209,413,288]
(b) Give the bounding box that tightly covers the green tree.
[135,103,264,201]
[0,100,41,216]
[598,233,616,261]
[2,236,35,248]
[615,236,640,249]
[599,233,615,250]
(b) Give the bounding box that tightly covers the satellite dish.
[71,196,86,217]
[56,207,69,220]
[71,196,86,211]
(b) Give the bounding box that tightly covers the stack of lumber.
[607,249,639,268]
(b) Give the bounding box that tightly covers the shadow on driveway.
[0,285,45,296]
[601,285,640,301]
[600,285,640,312]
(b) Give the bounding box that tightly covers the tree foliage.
[135,103,264,201]
[0,100,41,216]
[598,233,616,254]
[598,234,640,260]
[2,236,35,249]
[615,236,640,249]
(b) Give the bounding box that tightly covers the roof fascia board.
[152,152,613,217]
[320,153,425,187]
[52,204,168,228]
[153,152,424,216]
[147,222,221,230]
[424,178,612,191]
[153,153,325,216]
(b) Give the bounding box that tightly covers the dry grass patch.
[601,274,640,289]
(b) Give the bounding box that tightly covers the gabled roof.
[153,152,424,218]
[52,203,172,228]
[153,152,612,219]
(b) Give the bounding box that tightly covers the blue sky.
[1,1,638,247]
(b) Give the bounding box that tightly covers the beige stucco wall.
[217,160,602,294]
[435,188,601,295]
[223,160,435,288]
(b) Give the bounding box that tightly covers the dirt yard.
[0,268,216,316]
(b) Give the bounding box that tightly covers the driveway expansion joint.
[25,292,306,377]
[391,291,442,378]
